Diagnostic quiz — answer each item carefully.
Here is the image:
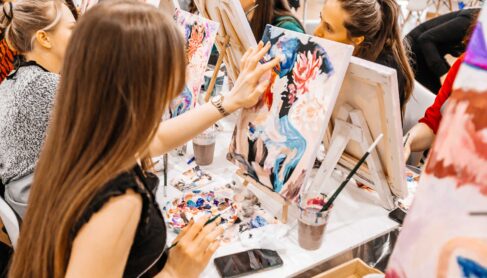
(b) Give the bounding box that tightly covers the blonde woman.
[0,0,76,217]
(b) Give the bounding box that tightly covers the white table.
[155,116,399,277]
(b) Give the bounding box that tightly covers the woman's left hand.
[223,41,280,113]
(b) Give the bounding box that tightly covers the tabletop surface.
[155,115,399,277]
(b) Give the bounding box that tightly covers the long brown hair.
[249,0,304,40]
[337,0,414,111]
[9,1,185,277]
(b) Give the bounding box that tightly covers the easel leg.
[282,203,289,224]
[205,35,230,102]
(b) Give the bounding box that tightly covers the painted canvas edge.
[193,0,257,82]
[347,57,407,198]
[171,8,220,116]
[385,4,487,277]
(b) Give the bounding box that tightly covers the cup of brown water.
[192,127,216,166]
[298,193,331,250]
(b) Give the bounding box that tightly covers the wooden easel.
[307,104,396,210]
[236,170,290,223]
[205,35,230,102]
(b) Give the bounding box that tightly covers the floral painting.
[228,25,353,202]
[169,9,219,117]
[386,7,487,277]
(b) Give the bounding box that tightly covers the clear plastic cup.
[192,127,216,166]
[298,193,331,250]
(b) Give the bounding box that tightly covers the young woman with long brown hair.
[0,0,76,217]
[314,0,414,115]
[241,0,305,40]
[9,1,279,277]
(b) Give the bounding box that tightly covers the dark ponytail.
[338,0,414,114]
[377,0,414,112]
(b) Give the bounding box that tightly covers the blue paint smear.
[171,85,192,117]
[266,115,306,192]
[262,24,334,77]
[457,256,487,278]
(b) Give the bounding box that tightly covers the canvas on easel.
[194,0,257,83]
[228,25,353,203]
[386,7,487,277]
[313,57,408,210]
[169,9,219,117]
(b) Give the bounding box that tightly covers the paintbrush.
[245,4,259,17]
[187,156,203,178]
[163,154,168,197]
[403,133,410,147]
[168,207,232,251]
[320,134,384,212]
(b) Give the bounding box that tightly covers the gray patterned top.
[0,64,59,184]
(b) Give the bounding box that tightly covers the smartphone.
[388,207,407,224]
[214,249,283,278]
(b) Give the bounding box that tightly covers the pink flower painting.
[293,50,323,96]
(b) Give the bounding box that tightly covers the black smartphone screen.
[214,249,283,278]
[388,207,407,224]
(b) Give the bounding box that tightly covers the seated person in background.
[403,54,465,163]
[314,0,414,116]
[287,0,300,10]
[9,1,278,277]
[241,0,305,40]
[0,0,76,216]
[406,8,479,94]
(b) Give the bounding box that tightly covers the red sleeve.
[418,54,465,134]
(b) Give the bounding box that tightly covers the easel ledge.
[236,169,290,223]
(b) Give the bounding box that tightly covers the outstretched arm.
[148,42,279,156]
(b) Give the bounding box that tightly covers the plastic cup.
[193,127,216,166]
[298,193,331,250]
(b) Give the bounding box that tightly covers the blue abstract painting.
[228,25,352,202]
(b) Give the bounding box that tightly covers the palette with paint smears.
[163,190,239,233]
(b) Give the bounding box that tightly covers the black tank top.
[72,165,168,277]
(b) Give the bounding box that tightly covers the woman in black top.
[10,1,279,277]
[406,8,480,94]
[314,0,414,115]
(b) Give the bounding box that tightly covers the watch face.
[213,95,223,102]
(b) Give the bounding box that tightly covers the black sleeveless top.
[71,165,168,277]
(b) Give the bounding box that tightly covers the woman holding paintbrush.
[10,1,279,277]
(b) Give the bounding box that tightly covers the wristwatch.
[211,95,230,117]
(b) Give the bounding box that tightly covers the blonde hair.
[0,0,64,53]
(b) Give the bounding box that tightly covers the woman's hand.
[223,41,280,113]
[158,216,224,278]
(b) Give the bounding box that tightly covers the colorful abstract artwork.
[386,7,487,278]
[228,25,353,202]
[169,9,219,117]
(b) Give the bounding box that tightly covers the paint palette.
[171,167,214,192]
[163,189,239,233]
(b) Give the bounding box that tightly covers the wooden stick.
[205,35,230,102]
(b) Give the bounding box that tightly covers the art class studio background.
[0,0,486,277]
